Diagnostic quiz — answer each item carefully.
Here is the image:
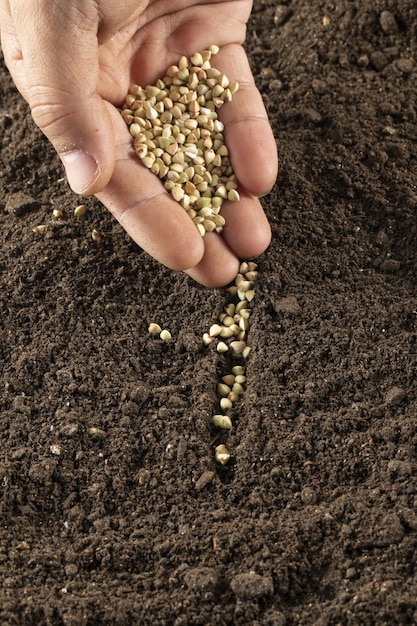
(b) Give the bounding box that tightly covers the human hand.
[0,1,277,286]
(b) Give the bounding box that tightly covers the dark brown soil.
[1,1,417,624]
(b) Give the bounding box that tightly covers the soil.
[1,1,417,624]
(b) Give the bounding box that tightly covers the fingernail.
[61,150,100,194]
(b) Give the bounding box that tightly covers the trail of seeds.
[121,45,240,236]
[203,261,258,464]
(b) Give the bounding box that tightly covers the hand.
[0,1,278,286]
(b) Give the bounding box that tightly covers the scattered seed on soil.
[91,229,102,244]
[148,323,162,334]
[121,46,240,236]
[160,329,172,342]
[214,444,231,465]
[32,224,48,234]
[74,204,87,217]
[212,414,233,429]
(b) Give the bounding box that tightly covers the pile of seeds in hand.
[202,261,259,464]
[121,45,240,236]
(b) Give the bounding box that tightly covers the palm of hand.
[0,0,277,286]
[95,1,276,286]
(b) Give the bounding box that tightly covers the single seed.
[239,317,249,331]
[217,383,231,397]
[215,444,230,465]
[236,300,249,312]
[160,329,172,342]
[202,332,213,346]
[209,324,222,337]
[222,374,236,386]
[220,397,233,412]
[74,204,87,217]
[230,341,246,356]
[91,229,102,244]
[217,341,229,353]
[52,208,63,219]
[232,382,245,396]
[222,315,235,327]
[32,224,48,234]
[246,290,255,302]
[148,323,162,334]
[242,346,252,358]
[232,365,245,376]
[237,280,253,293]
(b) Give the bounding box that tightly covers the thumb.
[4,1,114,195]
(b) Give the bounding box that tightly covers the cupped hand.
[0,0,278,286]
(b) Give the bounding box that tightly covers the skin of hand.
[0,0,278,287]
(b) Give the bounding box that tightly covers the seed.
[239,317,249,331]
[32,224,48,234]
[235,375,247,385]
[91,229,102,244]
[212,414,232,430]
[215,444,230,465]
[220,397,233,412]
[232,365,245,376]
[237,280,253,293]
[242,346,252,358]
[222,374,236,386]
[246,290,255,302]
[148,322,162,334]
[236,300,249,312]
[160,329,172,342]
[232,382,245,396]
[190,52,204,66]
[217,341,229,353]
[52,208,63,219]
[74,204,87,217]
[209,324,222,337]
[202,332,213,346]
[230,341,246,356]
[217,383,231,397]
[171,186,185,202]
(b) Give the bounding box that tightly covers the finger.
[220,190,272,260]
[96,105,204,272]
[215,44,278,197]
[185,232,240,288]
[5,0,114,195]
